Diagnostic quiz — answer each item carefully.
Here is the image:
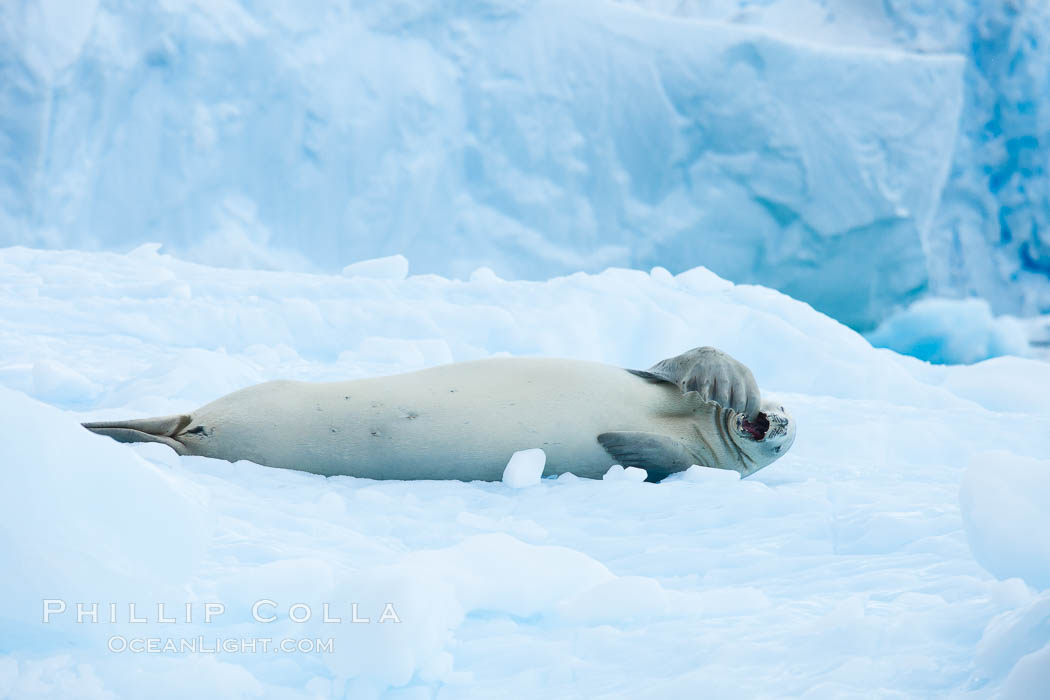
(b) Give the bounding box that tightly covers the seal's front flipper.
[82,414,192,455]
[629,346,760,419]
[597,431,699,483]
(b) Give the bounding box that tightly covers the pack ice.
[1,246,1048,698]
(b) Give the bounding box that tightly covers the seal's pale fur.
[84,351,795,481]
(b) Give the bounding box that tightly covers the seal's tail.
[82,414,192,454]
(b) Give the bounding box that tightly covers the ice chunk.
[602,465,648,482]
[960,451,1050,590]
[682,465,742,483]
[867,298,1029,365]
[31,359,100,406]
[322,533,613,686]
[469,266,502,283]
[0,385,207,632]
[976,591,1050,684]
[937,356,1050,415]
[1000,644,1050,700]
[342,255,410,281]
[502,448,546,488]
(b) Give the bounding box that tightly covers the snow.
[501,448,546,488]
[2,246,1049,698]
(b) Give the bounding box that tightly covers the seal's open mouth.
[739,412,770,441]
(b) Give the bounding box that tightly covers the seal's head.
[731,399,796,475]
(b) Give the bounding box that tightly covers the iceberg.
[0,0,964,328]
[629,0,1050,320]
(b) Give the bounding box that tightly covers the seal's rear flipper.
[597,431,699,483]
[82,414,192,455]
